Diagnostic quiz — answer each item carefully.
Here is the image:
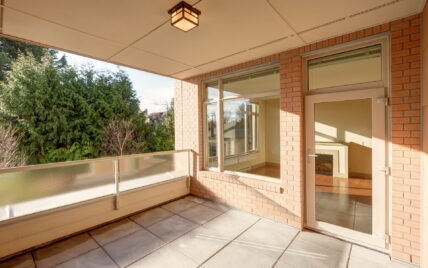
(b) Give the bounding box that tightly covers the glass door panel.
[305,88,387,249]
[314,99,373,234]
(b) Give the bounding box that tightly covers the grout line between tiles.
[127,216,168,243]
[51,246,109,268]
[124,203,229,268]
[85,234,121,268]
[197,217,262,267]
[132,210,177,229]
[346,244,353,268]
[271,230,300,268]
[91,220,145,248]
[31,251,37,268]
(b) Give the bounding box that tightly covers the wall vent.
[349,0,403,18]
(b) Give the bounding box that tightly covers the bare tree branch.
[102,119,140,156]
[0,125,26,168]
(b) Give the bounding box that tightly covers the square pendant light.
[168,1,201,32]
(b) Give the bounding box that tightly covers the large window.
[204,67,280,179]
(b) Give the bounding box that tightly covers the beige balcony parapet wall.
[0,150,192,259]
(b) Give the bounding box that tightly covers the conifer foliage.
[0,39,165,165]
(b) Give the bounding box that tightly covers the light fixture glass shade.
[168,1,200,32]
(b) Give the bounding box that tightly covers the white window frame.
[202,64,281,182]
[302,34,392,251]
[302,35,390,95]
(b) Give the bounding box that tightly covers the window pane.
[314,99,373,234]
[223,96,280,179]
[206,103,218,168]
[308,44,382,90]
[223,99,252,157]
[223,68,279,97]
[205,81,219,100]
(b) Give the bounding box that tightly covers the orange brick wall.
[175,14,422,265]
[421,4,428,267]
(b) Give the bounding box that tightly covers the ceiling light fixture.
[168,1,201,32]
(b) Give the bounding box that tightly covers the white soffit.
[0,0,425,79]
[4,0,197,44]
[194,35,305,74]
[111,47,191,75]
[297,0,424,43]
[269,0,394,33]
[132,0,296,67]
[2,9,124,59]
[173,68,206,80]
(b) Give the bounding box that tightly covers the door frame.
[305,87,389,250]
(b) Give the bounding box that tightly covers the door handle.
[307,154,318,157]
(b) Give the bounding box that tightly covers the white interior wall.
[265,98,280,164]
[315,99,372,178]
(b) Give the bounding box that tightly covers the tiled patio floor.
[0,195,413,268]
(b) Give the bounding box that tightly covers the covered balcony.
[0,0,427,267]
[0,195,414,268]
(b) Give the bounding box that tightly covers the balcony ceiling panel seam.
[0,3,125,51]
[193,33,299,72]
[169,67,205,77]
[265,0,307,44]
[107,0,204,63]
[120,46,196,70]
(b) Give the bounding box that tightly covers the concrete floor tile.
[202,200,230,212]
[275,231,351,268]
[128,244,198,268]
[102,229,164,267]
[185,195,207,204]
[204,240,283,268]
[130,207,173,228]
[90,218,142,245]
[200,209,260,240]
[34,234,98,268]
[147,215,197,243]
[169,226,230,265]
[179,204,223,224]
[161,199,198,213]
[0,253,35,268]
[236,218,298,250]
[348,245,413,268]
[56,248,116,268]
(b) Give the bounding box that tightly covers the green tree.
[0,37,66,81]
[0,52,151,164]
[152,101,175,151]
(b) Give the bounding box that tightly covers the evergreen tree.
[0,53,151,164]
[0,37,66,81]
[152,101,175,151]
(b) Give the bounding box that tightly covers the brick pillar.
[390,15,422,264]
[422,3,428,267]
[279,49,305,228]
[174,79,201,178]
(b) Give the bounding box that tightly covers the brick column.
[279,49,305,228]
[390,15,422,264]
[174,79,201,178]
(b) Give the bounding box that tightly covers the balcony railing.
[0,150,192,222]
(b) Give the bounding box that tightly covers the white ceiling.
[1,0,425,79]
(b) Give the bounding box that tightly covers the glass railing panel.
[119,151,188,192]
[0,160,115,221]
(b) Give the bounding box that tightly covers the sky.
[57,51,174,114]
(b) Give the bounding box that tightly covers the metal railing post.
[187,151,191,190]
[114,159,120,210]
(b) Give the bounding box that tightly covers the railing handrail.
[0,149,192,174]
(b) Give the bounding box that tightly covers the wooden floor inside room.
[246,164,280,179]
